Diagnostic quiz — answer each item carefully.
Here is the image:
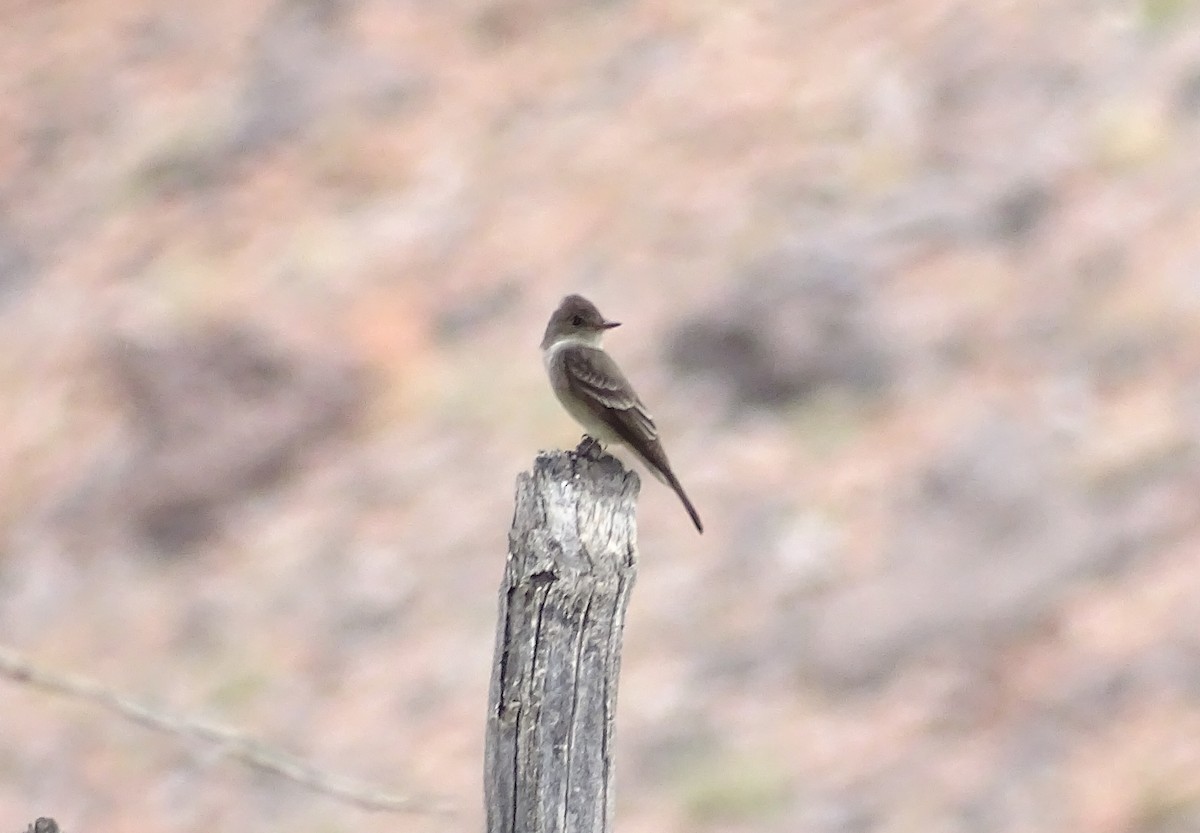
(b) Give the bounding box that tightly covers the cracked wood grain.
[485,441,639,833]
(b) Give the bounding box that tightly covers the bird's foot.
[577,435,604,458]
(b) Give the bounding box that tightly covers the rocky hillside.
[2,1,1199,831]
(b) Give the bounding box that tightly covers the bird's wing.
[561,345,704,533]
[561,346,658,444]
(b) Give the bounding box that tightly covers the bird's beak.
[601,320,621,329]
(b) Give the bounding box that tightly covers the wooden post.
[484,441,640,833]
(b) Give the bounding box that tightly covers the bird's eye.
[572,315,583,326]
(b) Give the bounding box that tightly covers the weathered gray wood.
[485,440,640,833]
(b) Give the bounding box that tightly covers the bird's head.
[541,294,621,350]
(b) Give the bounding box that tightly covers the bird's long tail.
[623,438,704,534]
[663,468,703,534]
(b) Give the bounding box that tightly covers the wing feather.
[562,347,658,443]
[556,344,704,532]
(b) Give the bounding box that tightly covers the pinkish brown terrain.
[2,1,1200,832]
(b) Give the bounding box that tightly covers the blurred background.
[2,0,1200,831]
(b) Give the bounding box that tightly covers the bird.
[541,294,703,533]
